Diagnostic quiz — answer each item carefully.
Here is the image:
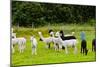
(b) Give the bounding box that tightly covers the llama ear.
[39,38,43,41]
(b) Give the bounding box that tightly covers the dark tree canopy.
[12,1,96,27]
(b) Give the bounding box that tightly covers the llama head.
[39,38,43,41]
[60,30,63,34]
[55,31,60,37]
[49,29,53,33]
[60,30,64,36]
[38,32,42,35]
[50,32,54,37]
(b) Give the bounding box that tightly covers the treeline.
[12,1,96,27]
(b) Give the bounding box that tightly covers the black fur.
[39,38,43,41]
[49,29,53,33]
[92,39,96,52]
[60,30,76,40]
[81,40,88,55]
[48,29,53,37]
[61,36,76,40]
[48,43,50,48]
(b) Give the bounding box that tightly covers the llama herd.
[12,28,96,56]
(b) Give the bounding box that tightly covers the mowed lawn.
[11,24,96,66]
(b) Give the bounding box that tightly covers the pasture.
[11,24,96,66]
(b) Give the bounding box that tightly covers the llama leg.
[48,43,50,48]
[21,45,23,53]
[55,43,59,51]
[83,48,85,55]
[23,44,26,50]
[74,46,77,54]
[81,47,83,54]
[85,48,88,55]
[59,45,62,51]
[34,48,37,55]
[65,46,68,54]
[32,48,34,55]
[21,44,23,53]
[62,46,65,49]
[54,44,56,51]
[22,44,24,53]
[21,45,22,53]
[19,45,22,53]
[85,48,87,55]
[22,42,25,52]
[45,43,49,49]
[32,45,34,55]
[81,41,82,53]
[81,46,82,53]
[54,43,57,51]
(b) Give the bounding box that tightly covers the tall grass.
[13,24,95,38]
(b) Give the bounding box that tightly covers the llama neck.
[58,35,63,42]
[39,34,45,41]
[14,36,16,38]
[51,33,55,37]
[60,32,64,37]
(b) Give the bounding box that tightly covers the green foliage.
[12,1,96,27]
[87,19,96,26]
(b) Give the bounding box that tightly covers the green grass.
[12,24,96,66]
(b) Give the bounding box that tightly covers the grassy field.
[11,24,96,66]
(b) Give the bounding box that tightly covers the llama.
[80,31,88,55]
[12,37,26,53]
[12,38,17,53]
[17,37,26,53]
[12,33,17,53]
[56,32,77,54]
[81,40,88,55]
[12,28,16,38]
[38,32,53,49]
[11,28,26,53]
[50,31,62,51]
[48,29,54,48]
[30,36,38,55]
[56,30,76,49]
